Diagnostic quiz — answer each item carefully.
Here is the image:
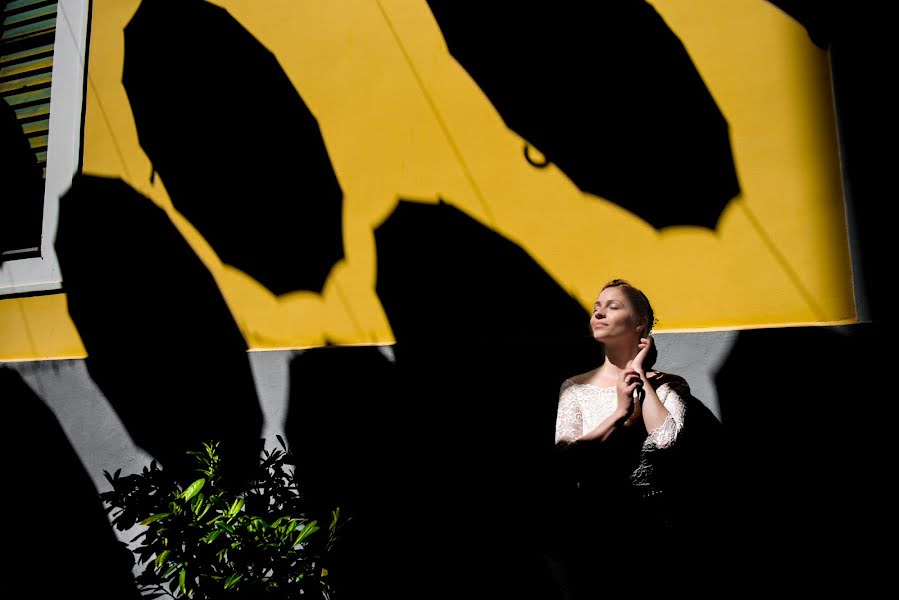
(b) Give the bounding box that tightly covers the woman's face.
[590,286,644,345]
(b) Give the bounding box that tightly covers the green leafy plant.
[101,437,344,599]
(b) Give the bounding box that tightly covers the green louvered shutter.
[1,0,57,260]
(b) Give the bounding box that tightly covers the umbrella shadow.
[284,345,401,599]
[0,366,140,599]
[713,323,884,591]
[426,1,740,230]
[368,198,602,598]
[766,0,836,48]
[123,0,343,295]
[56,174,263,485]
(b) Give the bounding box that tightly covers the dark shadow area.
[0,96,44,261]
[0,366,140,599]
[426,0,740,230]
[375,200,603,351]
[285,346,401,600]
[122,0,343,295]
[828,5,888,325]
[658,393,732,586]
[359,198,614,598]
[545,378,731,595]
[55,174,263,485]
[715,323,886,593]
[766,0,837,49]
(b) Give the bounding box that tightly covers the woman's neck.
[601,343,637,375]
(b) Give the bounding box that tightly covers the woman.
[548,279,693,594]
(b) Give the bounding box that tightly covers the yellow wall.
[1,0,853,361]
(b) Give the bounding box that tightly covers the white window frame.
[1,0,88,296]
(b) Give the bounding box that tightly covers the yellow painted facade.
[1,0,853,360]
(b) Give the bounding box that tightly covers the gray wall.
[9,333,736,493]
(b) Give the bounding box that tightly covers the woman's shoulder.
[563,368,600,386]
[559,368,599,393]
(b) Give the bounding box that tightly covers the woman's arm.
[637,375,670,434]
[573,371,641,444]
[644,379,688,448]
[629,335,667,434]
[555,380,584,445]
[630,336,689,447]
[555,379,631,446]
[574,407,631,444]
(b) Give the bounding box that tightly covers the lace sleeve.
[554,379,583,445]
[644,378,689,449]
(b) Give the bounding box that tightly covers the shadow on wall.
[122,0,344,295]
[426,0,739,230]
[56,174,263,485]
[766,0,836,49]
[0,367,139,599]
[287,200,736,597]
[714,322,884,592]
[287,199,606,599]
[285,345,399,599]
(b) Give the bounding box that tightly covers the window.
[1,0,57,261]
[0,0,87,295]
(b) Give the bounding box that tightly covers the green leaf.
[293,520,319,546]
[162,563,179,578]
[140,513,171,526]
[155,550,170,568]
[224,572,243,590]
[284,520,298,537]
[228,497,244,517]
[181,478,205,501]
[98,438,349,596]
[215,521,236,534]
[202,530,223,544]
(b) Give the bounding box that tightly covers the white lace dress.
[554,375,689,492]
